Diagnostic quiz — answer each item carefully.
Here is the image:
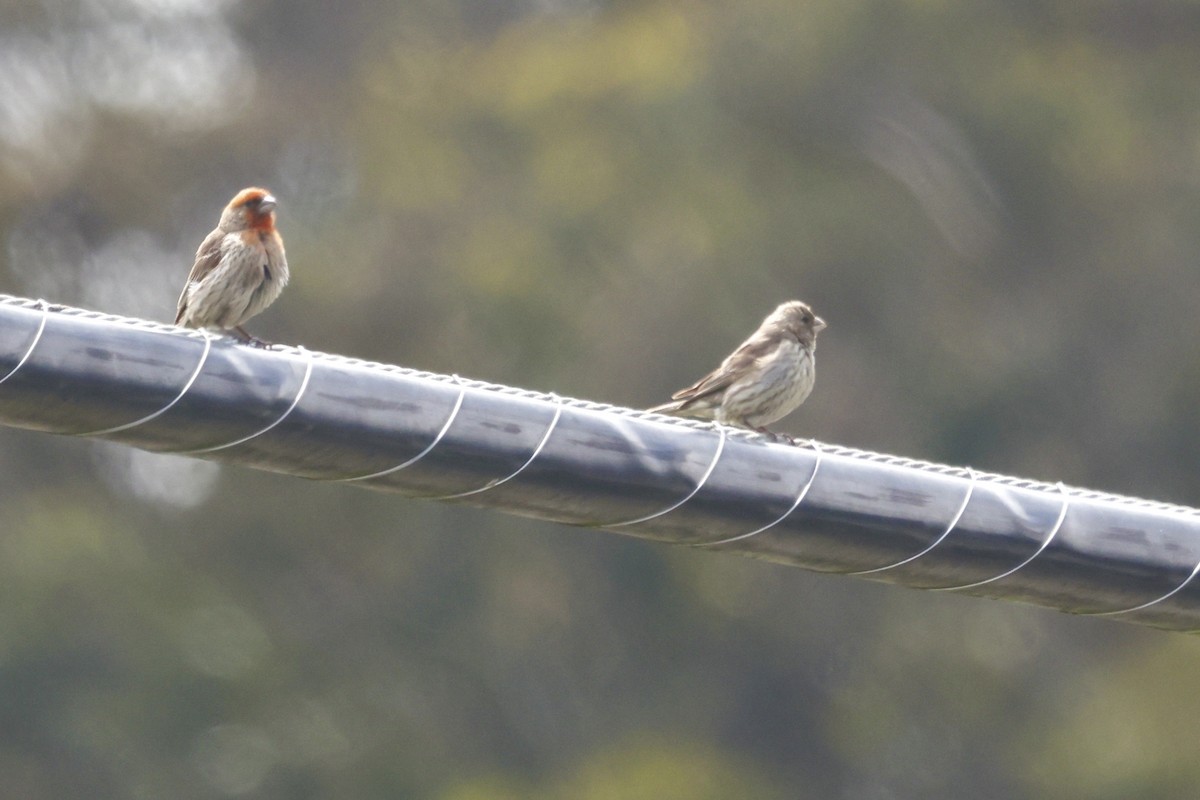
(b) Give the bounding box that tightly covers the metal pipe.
[1,295,1197,632]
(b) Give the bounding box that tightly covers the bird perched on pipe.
[175,187,289,346]
[648,300,826,436]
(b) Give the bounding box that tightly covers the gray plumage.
[649,300,826,431]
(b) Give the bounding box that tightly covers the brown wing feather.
[671,334,782,403]
[175,229,225,324]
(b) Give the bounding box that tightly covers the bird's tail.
[646,400,685,416]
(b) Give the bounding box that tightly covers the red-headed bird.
[649,300,826,435]
[176,187,288,345]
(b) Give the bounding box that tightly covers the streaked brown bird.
[175,187,288,345]
[648,300,826,435]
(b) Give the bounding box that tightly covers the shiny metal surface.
[1,295,1197,632]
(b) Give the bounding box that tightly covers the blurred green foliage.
[2,0,1200,796]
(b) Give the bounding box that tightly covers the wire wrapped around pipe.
[0,295,1197,632]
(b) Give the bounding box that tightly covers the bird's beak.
[814,316,827,331]
[259,194,277,213]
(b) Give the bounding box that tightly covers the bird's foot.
[755,426,797,445]
[232,326,274,349]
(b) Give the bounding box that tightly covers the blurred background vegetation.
[2,0,1200,796]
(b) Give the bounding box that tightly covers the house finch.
[175,187,288,345]
[648,300,826,435]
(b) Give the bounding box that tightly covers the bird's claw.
[755,427,798,446]
[232,326,274,349]
[230,333,274,349]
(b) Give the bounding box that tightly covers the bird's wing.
[175,229,225,324]
[670,334,780,403]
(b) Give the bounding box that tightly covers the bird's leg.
[232,326,273,349]
[755,426,797,445]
